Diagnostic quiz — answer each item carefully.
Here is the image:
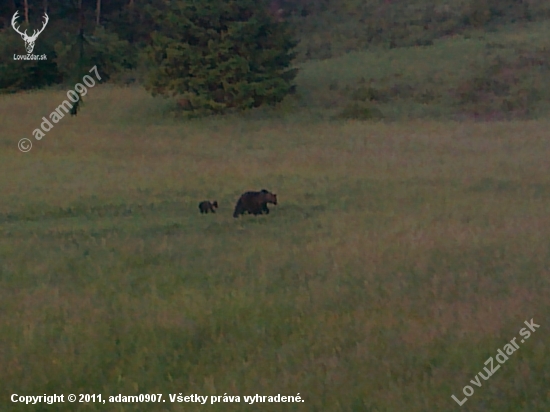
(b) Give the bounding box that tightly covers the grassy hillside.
[1,16,550,412]
[293,21,550,121]
[290,0,550,60]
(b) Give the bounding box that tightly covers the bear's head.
[262,191,277,205]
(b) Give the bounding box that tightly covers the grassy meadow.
[1,25,550,412]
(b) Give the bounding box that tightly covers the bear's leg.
[233,201,243,218]
[253,204,264,215]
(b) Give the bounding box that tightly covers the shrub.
[350,86,387,103]
[336,102,383,120]
[455,47,550,118]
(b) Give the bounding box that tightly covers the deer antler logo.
[11,11,49,54]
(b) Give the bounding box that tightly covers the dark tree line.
[1,0,547,112]
[0,0,298,116]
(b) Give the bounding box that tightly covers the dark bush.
[455,47,550,118]
[350,86,387,103]
[336,102,383,120]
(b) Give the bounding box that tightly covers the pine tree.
[144,0,298,115]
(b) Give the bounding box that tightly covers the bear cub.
[199,200,218,214]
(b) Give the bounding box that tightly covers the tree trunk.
[24,0,29,24]
[96,0,101,26]
[128,0,135,43]
[78,0,85,80]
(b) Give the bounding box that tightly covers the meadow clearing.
[1,25,549,412]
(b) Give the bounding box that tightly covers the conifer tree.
[144,0,298,115]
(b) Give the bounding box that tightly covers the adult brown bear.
[198,200,218,214]
[233,189,277,218]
